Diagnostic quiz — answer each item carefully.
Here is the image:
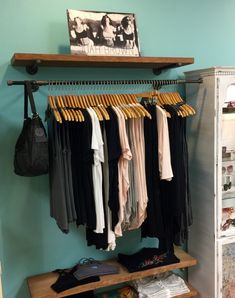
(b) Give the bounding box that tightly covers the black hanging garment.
[159,104,192,247]
[47,116,70,233]
[69,110,97,230]
[14,81,49,176]
[141,103,165,238]
[105,107,122,231]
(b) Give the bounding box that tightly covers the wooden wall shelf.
[27,247,198,298]
[11,53,194,75]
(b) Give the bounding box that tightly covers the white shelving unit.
[185,67,235,297]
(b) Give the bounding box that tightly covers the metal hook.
[60,80,64,93]
[48,80,51,94]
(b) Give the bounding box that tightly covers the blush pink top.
[128,117,148,230]
[112,107,132,237]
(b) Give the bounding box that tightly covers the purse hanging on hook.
[14,81,49,176]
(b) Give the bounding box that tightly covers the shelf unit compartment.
[220,105,235,236]
[27,247,197,298]
[217,237,235,298]
[10,53,194,75]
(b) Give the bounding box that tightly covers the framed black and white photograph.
[66,9,140,56]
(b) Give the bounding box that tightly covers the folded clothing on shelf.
[132,272,190,298]
[118,247,180,272]
[73,260,119,280]
[51,265,100,294]
[51,258,119,293]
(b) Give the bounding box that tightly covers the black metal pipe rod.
[7,78,202,88]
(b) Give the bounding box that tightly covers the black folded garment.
[118,247,180,273]
[51,268,100,293]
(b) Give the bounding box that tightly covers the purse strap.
[24,81,38,119]
[24,84,28,119]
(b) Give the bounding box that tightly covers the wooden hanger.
[158,93,183,117]
[48,95,62,123]
[122,94,141,118]
[86,94,92,107]
[78,95,84,108]
[86,94,93,106]
[63,96,75,121]
[73,95,85,121]
[92,94,100,106]
[92,94,98,106]
[82,95,89,108]
[96,102,110,120]
[92,94,109,120]
[66,95,79,122]
[83,95,103,120]
[109,93,116,106]
[127,93,151,119]
[171,93,189,117]
[172,92,196,116]
[92,106,103,121]
[68,95,80,122]
[100,94,108,107]
[126,94,147,118]
[55,96,68,121]
[60,96,73,121]
[114,94,132,119]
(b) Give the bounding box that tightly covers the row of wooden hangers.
[153,92,196,117]
[48,93,152,123]
[48,91,195,123]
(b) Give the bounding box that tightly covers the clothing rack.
[7,78,202,91]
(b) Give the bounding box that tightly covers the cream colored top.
[156,105,173,181]
[87,108,105,234]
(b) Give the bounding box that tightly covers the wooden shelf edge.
[27,247,197,298]
[10,53,194,75]
[174,282,198,298]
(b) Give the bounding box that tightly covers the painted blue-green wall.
[1,0,235,297]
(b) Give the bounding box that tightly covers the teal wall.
[1,0,235,297]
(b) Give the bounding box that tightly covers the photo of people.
[67,9,140,56]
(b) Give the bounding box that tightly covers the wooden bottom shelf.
[174,282,198,297]
[27,246,197,298]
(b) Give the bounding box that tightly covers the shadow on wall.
[15,280,29,298]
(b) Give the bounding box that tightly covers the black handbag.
[14,81,49,176]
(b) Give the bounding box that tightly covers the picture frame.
[66,9,140,57]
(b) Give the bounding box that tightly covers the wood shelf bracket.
[153,62,184,75]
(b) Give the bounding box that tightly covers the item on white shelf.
[222,207,234,221]
[222,148,235,161]
[221,218,235,231]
